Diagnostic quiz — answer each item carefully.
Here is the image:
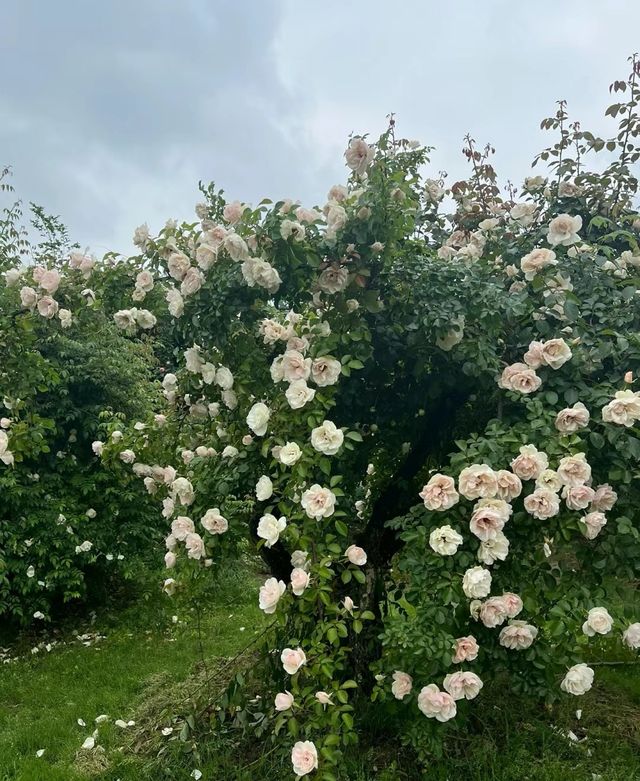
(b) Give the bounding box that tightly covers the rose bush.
[6,59,640,776]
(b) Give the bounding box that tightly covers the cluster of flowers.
[498,337,572,394]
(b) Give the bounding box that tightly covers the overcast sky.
[1,0,639,256]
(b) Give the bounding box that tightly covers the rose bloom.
[259,577,286,614]
[260,318,291,344]
[185,532,205,560]
[590,483,617,512]
[223,232,250,261]
[555,402,590,433]
[510,202,537,227]
[39,269,61,294]
[579,511,607,540]
[469,506,505,542]
[246,402,270,437]
[582,606,613,636]
[119,449,136,464]
[535,469,563,493]
[498,363,542,394]
[524,488,560,520]
[135,270,154,293]
[37,296,59,319]
[419,474,459,511]
[201,508,228,535]
[562,484,595,511]
[495,470,523,501]
[195,243,217,270]
[278,441,302,466]
[602,389,640,427]
[282,350,311,382]
[291,740,318,777]
[540,338,572,370]
[275,691,294,711]
[91,440,104,456]
[561,664,594,695]
[257,513,287,547]
[291,567,310,596]
[478,597,508,628]
[391,671,413,700]
[171,477,195,505]
[291,550,309,569]
[166,287,184,317]
[311,420,344,455]
[135,309,157,329]
[20,285,38,308]
[443,671,483,701]
[478,532,510,565]
[520,248,557,280]
[453,635,479,663]
[280,219,306,241]
[345,544,367,566]
[167,251,191,280]
[180,267,204,297]
[417,684,457,722]
[523,340,545,369]
[281,646,307,675]
[557,452,591,487]
[223,200,246,224]
[622,623,640,650]
[295,206,321,223]
[345,137,374,175]
[301,484,336,519]
[511,444,549,480]
[285,379,316,409]
[164,551,176,569]
[325,204,347,239]
[499,620,539,650]
[255,475,273,501]
[547,213,582,246]
[311,356,342,386]
[458,464,498,500]
[318,265,349,293]
[462,566,492,599]
[429,525,464,556]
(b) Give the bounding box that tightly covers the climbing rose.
[524,488,560,520]
[453,636,479,663]
[547,213,582,246]
[310,356,342,386]
[555,402,590,433]
[498,362,541,394]
[291,740,318,777]
[561,664,594,695]
[462,566,492,598]
[345,545,367,566]
[259,577,286,614]
[511,444,548,480]
[275,691,294,711]
[391,671,413,700]
[200,508,228,535]
[291,568,310,596]
[557,452,591,487]
[590,483,617,512]
[345,137,374,175]
[602,390,640,427]
[417,685,457,721]
[310,420,344,455]
[458,464,498,500]
[582,607,613,636]
[579,511,607,540]
[419,474,459,511]
[255,475,273,501]
[301,485,336,519]
[520,248,557,280]
[499,621,539,650]
[622,623,640,649]
[257,514,287,547]
[246,402,270,436]
[429,525,463,556]
[443,671,483,701]
[281,647,307,675]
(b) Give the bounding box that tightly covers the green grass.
[1,566,639,781]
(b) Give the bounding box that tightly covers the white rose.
[429,525,463,556]
[622,623,640,650]
[345,137,374,175]
[520,248,558,281]
[511,445,548,481]
[291,740,317,777]
[291,567,310,596]
[255,475,273,501]
[275,691,294,711]
[223,232,249,261]
[285,380,316,409]
[420,474,459,511]
[166,288,184,317]
[259,577,286,614]
[547,214,582,246]
[443,671,483,701]
[579,511,607,540]
[37,296,59,319]
[310,420,344,455]
[257,513,287,547]
[345,545,367,566]
[135,309,157,329]
[185,532,205,560]
[391,671,413,700]
[540,338,572,370]
[167,251,191,280]
[555,402,590,433]
[180,266,204,297]
[317,265,348,293]
[523,488,560,520]
[246,402,270,437]
[499,620,538,650]
[278,442,302,466]
[201,508,228,535]
[582,606,613,637]
[311,356,342,387]
[602,389,640,427]
[458,464,498,500]
[498,362,542,394]
[300,484,336,520]
[561,664,594,695]
[39,269,61,294]
[477,532,510,565]
[462,566,492,599]
[557,452,591,487]
[281,647,307,675]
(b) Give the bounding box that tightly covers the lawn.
[1,566,639,781]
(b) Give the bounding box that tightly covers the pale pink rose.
[285,380,316,409]
[561,663,594,695]
[135,270,154,292]
[453,636,479,663]
[391,671,413,700]
[498,363,542,394]
[281,350,311,382]
[164,551,176,568]
[547,214,582,246]
[257,513,287,547]
[555,402,590,433]
[458,464,498,500]
[443,671,483,701]
[311,356,342,387]
[557,452,591,487]
[224,232,250,262]
[291,567,310,596]
[478,597,508,628]
[20,286,38,308]
[37,296,59,319]
[579,511,607,540]
[602,390,640,427]
[295,206,322,223]
[39,269,61,294]
[259,577,286,614]
[469,506,505,542]
[291,740,318,777]
[201,508,228,535]
[280,219,306,241]
[501,592,524,618]
[167,251,191,281]
[345,137,374,175]
[223,200,246,224]
[622,623,640,649]
[523,488,560,520]
[624,370,634,384]
[520,248,557,280]
[119,449,136,464]
[318,265,349,293]
[301,484,336,520]
[417,684,457,722]
[478,532,510,565]
[328,184,348,202]
[345,545,367,566]
[419,474,459,511]
[180,266,204,297]
[510,444,548,481]
[171,516,195,542]
[286,336,309,353]
[184,532,205,560]
[275,691,294,711]
[499,620,538,650]
[540,338,572,370]
[315,690,333,706]
[495,470,523,501]
[524,340,545,369]
[281,647,307,674]
[582,606,613,636]
[590,484,617,512]
[260,318,291,344]
[562,484,595,510]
